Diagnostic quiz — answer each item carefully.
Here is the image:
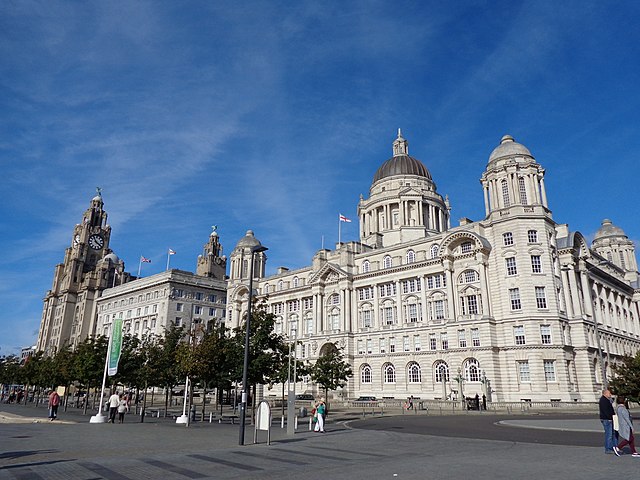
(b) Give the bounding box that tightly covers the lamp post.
[239,245,268,446]
[287,326,297,436]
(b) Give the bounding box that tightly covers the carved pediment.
[309,262,350,285]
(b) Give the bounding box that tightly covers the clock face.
[88,234,104,250]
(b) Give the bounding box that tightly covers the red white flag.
[339,214,352,223]
[140,256,151,263]
[168,249,176,255]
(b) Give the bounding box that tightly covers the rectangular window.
[305,317,313,334]
[458,329,467,348]
[153,304,158,313]
[126,310,132,318]
[535,286,547,309]
[441,333,449,350]
[518,361,531,382]
[506,257,518,276]
[288,300,300,312]
[379,283,397,297]
[514,325,526,345]
[403,336,410,352]
[402,278,421,293]
[407,304,418,323]
[357,340,364,355]
[175,317,182,327]
[136,308,141,316]
[429,334,437,350]
[208,294,217,302]
[509,288,522,310]
[414,335,421,352]
[528,230,538,243]
[195,292,203,301]
[434,300,445,320]
[303,297,314,309]
[540,324,552,344]
[367,339,373,354]
[362,310,372,328]
[384,306,394,325]
[461,242,472,253]
[503,232,514,246]
[465,295,479,315]
[544,360,556,382]
[193,305,202,315]
[471,328,480,347]
[331,314,340,330]
[209,307,216,316]
[531,255,542,273]
[358,287,374,301]
[389,338,396,353]
[175,289,184,298]
[380,338,386,354]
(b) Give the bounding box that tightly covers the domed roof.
[234,230,263,250]
[488,135,533,164]
[594,219,627,240]
[372,129,432,183]
[102,252,120,264]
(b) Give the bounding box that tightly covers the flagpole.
[166,251,171,271]
[90,323,112,423]
[338,216,341,245]
[137,256,142,277]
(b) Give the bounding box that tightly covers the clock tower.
[36,189,129,354]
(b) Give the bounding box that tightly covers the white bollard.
[294,416,298,430]
[209,412,213,423]
[281,416,285,429]
[309,416,313,431]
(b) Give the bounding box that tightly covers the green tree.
[232,299,288,408]
[157,325,186,416]
[72,336,108,414]
[610,353,640,401]
[310,343,353,403]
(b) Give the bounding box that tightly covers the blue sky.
[1,1,639,356]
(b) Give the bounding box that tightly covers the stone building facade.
[227,132,640,402]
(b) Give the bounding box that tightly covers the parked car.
[295,394,315,401]
[355,396,377,402]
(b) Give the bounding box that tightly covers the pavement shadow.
[0,449,59,460]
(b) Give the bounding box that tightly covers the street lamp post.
[287,327,297,436]
[239,245,268,446]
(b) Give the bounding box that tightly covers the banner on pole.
[107,318,123,376]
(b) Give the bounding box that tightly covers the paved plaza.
[0,403,637,479]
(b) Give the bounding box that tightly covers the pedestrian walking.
[48,389,60,421]
[314,398,326,433]
[613,395,640,457]
[117,394,129,423]
[108,391,120,424]
[599,389,616,454]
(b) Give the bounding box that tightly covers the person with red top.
[48,389,60,421]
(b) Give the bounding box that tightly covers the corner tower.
[358,129,450,248]
[196,226,227,279]
[480,135,550,219]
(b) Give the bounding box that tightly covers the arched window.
[292,276,299,288]
[277,280,284,291]
[463,358,481,382]
[383,255,393,269]
[430,244,439,259]
[384,364,396,383]
[362,260,370,273]
[264,284,271,293]
[361,364,372,384]
[519,177,528,204]
[434,361,449,382]
[406,250,416,264]
[458,270,479,284]
[501,179,510,207]
[408,362,421,383]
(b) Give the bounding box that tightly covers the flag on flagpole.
[168,249,176,255]
[339,214,352,223]
[140,256,151,263]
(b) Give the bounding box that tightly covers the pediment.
[309,262,350,285]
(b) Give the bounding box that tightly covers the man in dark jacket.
[599,389,616,454]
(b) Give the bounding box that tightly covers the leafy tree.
[0,355,21,387]
[71,336,108,413]
[310,343,353,403]
[232,299,288,408]
[610,353,640,401]
[156,325,186,416]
